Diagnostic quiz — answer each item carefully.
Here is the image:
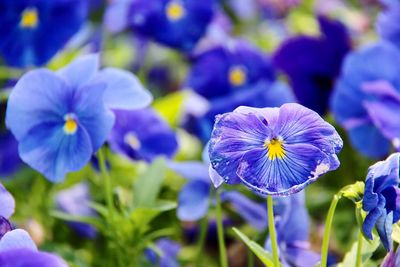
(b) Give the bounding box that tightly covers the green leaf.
[133,158,167,208]
[232,227,275,267]
[337,234,380,267]
[50,211,105,231]
[392,222,400,244]
[152,91,187,128]
[131,200,177,229]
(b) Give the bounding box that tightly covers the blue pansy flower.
[145,238,181,267]
[169,159,268,230]
[274,15,350,115]
[0,0,88,67]
[362,153,400,251]
[0,132,22,178]
[265,192,320,267]
[377,0,400,48]
[56,182,97,239]
[0,183,67,266]
[108,108,178,162]
[6,54,152,182]
[208,103,343,196]
[105,0,216,52]
[331,42,400,158]
[184,40,276,100]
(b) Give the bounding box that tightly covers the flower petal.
[94,68,153,110]
[177,180,210,221]
[0,184,14,219]
[362,195,386,240]
[167,161,210,183]
[376,211,394,251]
[0,248,67,267]
[0,229,37,252]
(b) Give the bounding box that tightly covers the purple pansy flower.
[6,54,152,182]
[331,42,400,158]
[274,15,350,115]
[265,192,320,267]
[108,108,178,162]
[381,245,400,267]
[0,132,22,178]
[362,153,400,251]
[105,0,216,52]
[145,238,181,267]
[169,159,268,230]
[56,183,97,239]
[0,0,88,67]
[208,103,343,196]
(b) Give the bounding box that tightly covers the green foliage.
[337,235,380,267]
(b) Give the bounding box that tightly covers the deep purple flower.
[145,238,181,267]
[0,0,88,67]
[362,153,400,251]
[377,0,400,48]
[105,0,216,52]
[184,40,276,100]
[108,108,178,162]
[169,160,268,230]
[209,103,343,196]
[0,132,22,178]
[56,183,97,239]
[274,15,350,115]
[265,192,320,267]
[6,54,152,182]
[331,42,400,158]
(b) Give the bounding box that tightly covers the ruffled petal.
[6,69,71,140]
[57,54,100,89]
[177,180,210,221]
[0,184,14,219]
[0,229,37,252]
[18,121,93,182]
[94,68,153,110]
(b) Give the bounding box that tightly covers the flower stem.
[98,148,114,220]
[355,230,363,267]
[321,194,341,267]
[196,216,209,267]
[267,195,280,267]
[215,191,228,267]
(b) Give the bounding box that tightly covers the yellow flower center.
[124,132,141,150]
[229,66,247,86]
[166,1,185,21]
[20,8,39,28]
[264,138,285,160]
[63,115,78,135]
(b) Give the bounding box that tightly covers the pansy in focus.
[105,0,216,52]
[331,42,400,158]
[169,161,268,230]
[377,0,400,48]
[265,192,320,267]
[362,153,400,251]
[209,103,343,196]
[56,183,97,239]
[274,15,350,115]
[108,108,178,162]
[0,0,88,67]
[6,54,152,182]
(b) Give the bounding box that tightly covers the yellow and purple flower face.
[208,103,343,196]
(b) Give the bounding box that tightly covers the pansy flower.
[56,183,97,239]
[274,15,350,115]
[0,0,88,67]
[169,156,268,230]
[108,108,178,162]
[208,103,343,196]
[265,192,320,267]
[6,54,152,182]
[362,153,400,251]
[145,238,181,267]
[331,42,400,158]
[377,0,400,48]
[105,0,216,52]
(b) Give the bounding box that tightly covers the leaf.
[232,227,275,267]
[337,234,380,267]
[50,211,105,231]
[133,158,166,208]
[131,200,177,226]
[152,91,187,128]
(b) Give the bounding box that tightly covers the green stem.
[248,250,254,267]
[196,216,209,267]
[321,194,341,267]
[215,191,228,267]
[97,148,114,220]
[355,230,363,267]
[267,195,280,267]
